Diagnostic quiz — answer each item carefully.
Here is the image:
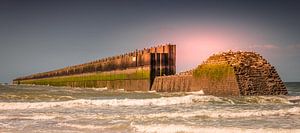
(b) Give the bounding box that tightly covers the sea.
[0,82,300,133]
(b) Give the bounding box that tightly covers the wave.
[186,90,205,95]
[0,115,57,120]
[83,106,300,121]
[132,124,300,133]
[78,87,108,91]
[286,96,300,103]
[239,96,291,104]
[56,123,132,132]
[57,123,108,130]
[0,95,224,110]
[137,106,300,119]
[0,95,294,110]
[3,106,297,122]
[0,94,75,101]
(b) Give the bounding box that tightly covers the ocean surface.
[0,82,300,133]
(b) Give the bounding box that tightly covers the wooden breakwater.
[13,44,176,91]
[151,51,288,96]
[13,44,288,96]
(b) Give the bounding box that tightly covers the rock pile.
[196,51,288,95]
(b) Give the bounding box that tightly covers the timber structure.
[13,44,288,96]
[13,44,176,91]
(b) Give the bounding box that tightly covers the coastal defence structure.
[13,44,288,96]
[13,44,176,91]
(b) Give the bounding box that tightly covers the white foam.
[0,95,222,110]
[0,115,59,120]
[56,122,129,131]
[0,123,13,129]
[57,123,107,130]
[243,96,291,104]
[116,88,125,91]
[0,95,294,110]
[133,124,300,133]
[58,96,75,100]
[186,90,205,95]
[138,107,300,119]
[287,96,300,102]
[86,87,108,91]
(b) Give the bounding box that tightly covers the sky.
[0,0,300,83]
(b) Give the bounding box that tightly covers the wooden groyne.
[151,51,288,96]
[13,44,176,91]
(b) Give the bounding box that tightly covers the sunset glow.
[151,22,256,72]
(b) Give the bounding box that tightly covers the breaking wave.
[0,115,58,120]
[57,123,108,130]
[287,96,300,103]
[138,106,300,119]
[132,124,300,133]
[0,95,222,110]
[0,95,293,110]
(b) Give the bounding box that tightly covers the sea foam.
[133,124,300,133]
[0,95,293,110]
[138,106,300,119]
[0,95,221,110]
